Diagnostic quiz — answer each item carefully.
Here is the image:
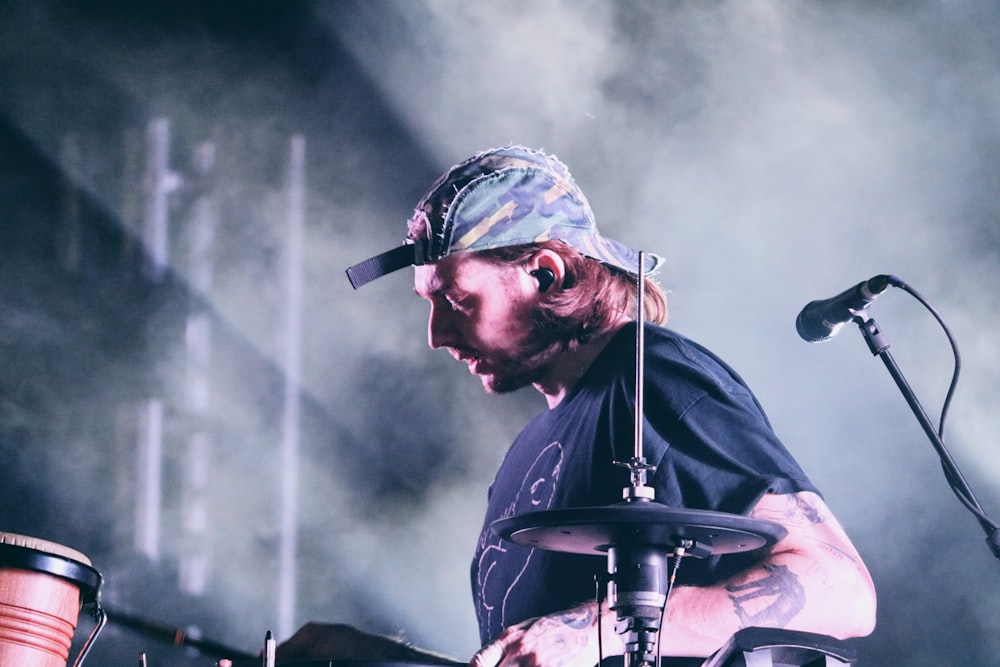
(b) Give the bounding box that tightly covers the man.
[281,145,876,665]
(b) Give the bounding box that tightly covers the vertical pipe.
[143,117,174,281]
[135,399,163,559]
[180,142,217,595]
[135,117,175,559]
[278,134,306,638]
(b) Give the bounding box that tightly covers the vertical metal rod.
[633,252,646,462]
[135,399,163,559]
[142,117,174,281]
[180,141,217,596]
[278,134,306,639]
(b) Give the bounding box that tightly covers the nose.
[427,301,457,350]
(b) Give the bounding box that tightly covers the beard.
[476,317,568,395]
[479,348,557,394]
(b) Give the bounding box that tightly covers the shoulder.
[646,325,741,378]
[627,324,759,407]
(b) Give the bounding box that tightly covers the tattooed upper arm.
[750,491,827,528]
[750,491,863,572]
[718,491,865,630]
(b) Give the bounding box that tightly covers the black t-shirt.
[470,322,818,645]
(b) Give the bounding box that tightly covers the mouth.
[451,349,485,373]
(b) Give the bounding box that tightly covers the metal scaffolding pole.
[135,398,163,559]
[142,117,178,281]
[134,116,177,559]
[180,141,217,595]
[278,134,306,639]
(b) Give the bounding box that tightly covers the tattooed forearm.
[525,605,595,639]
[725,563,806,628]
[552,605,595,630]
[520,607,594,664]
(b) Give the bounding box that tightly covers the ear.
[525,250,566,294]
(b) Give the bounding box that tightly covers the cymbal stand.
[608,251,681,667]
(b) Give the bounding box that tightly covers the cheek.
[479,302,535,347]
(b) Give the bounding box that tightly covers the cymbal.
[492,502,787,558]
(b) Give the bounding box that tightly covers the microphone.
[796,275,895,342]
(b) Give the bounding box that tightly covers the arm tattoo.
[524,607,594,662]
[725,563,806,628]
[553,606,595,630]
[753,494,860,568]
[752,494,825,528]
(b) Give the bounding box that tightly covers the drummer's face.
[414,254,557,394]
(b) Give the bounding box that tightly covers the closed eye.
[441,289,474,313]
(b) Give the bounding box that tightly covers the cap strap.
[345,240,428,289]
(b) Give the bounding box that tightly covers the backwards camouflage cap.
[346,145,662,288]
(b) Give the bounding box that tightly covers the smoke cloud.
[0,2,997,665]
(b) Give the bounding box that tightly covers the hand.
[471,605,620,667]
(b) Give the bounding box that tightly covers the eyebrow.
[413,279,445,299]
[413,258,458,298]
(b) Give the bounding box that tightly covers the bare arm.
[472,491,876,666]
[657,490,876,655]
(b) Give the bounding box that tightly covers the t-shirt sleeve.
[633,334,819,516]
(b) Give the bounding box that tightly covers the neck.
[534,316,634,409]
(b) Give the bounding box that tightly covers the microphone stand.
[852,313,1000,561]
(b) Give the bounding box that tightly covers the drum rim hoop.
[0,543,102,604]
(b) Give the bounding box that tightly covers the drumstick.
[263,630,276,667]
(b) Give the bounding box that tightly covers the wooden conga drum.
[0,532,103,667]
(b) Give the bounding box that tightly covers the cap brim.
[579,233,663,278]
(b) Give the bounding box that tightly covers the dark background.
[1,1,999,665]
